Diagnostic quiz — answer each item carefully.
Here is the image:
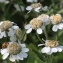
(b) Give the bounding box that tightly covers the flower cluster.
[25,14,50,34]
[26,3,48,13]
[24,13,63,55]
[0,1,63,63]
[0,20,29,62]
[1,41,29,62]
[0,21,22,41]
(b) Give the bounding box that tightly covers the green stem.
[45,55,53,63]
[44,28,48,39]
[36,32,43,43]
[56,31,58,41]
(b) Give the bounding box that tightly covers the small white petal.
[10,36,17,42]
[26,6,32,10]
[21,44,26,47]
[24,24,31,29]
[17,54,23,60]
[12,26,19,29]
[9,55,15,62]
[8,30,14,36]
[46,51,52,55]
[1,31,6,37]
[34,7,41,12]
[41,47,51,53]
[52,25,58,32]
[57,47,62,52]
[26,0,37,2]
[26,28,32,33]
[51,48,57,53]
[58,23,63,29]
[19,52,28,58]
[22,48,29,52]
[37,28,42,34]
[38,44,45,47]
[59,46,63,50]
[2,52,9,60]
[22,52,28,58]
[1,49,8,55]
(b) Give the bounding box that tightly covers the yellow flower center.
[31,3,42,9]
[30,18,42,29]
[0,21,13,31]
[45,40,58,48]
[7,42,21,55]
[50,14,62,24]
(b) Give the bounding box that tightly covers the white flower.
[38,40,63,55]
[50,14,63,32]
[26,3,42,13]
[26,0,38,3]
[8,26,21,42]
[0,21,16,39]
[14,4,25,11]
[0,0,9,4]
[1,41,29,62]
[37,14,50,25]
[24,18,45,34]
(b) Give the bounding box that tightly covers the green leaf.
[26,43,44,63]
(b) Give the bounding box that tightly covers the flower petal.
[20,44,26,47]
[2,52,9,60]
[26,6,32,10]
[58,23,63,29]
[17,53,24,60]
[19,52,28,58]
[26,28,32,33]
[38,44,45,47]
[9,55,15,62]
[59,46,63,50]
[12,26,19,29]
[22,48,29,52]
[8,29,14,36]
[34,7,41,12]
[41,47,51,53]
[10,36,17,42]
[52,25,58,32]
[1,49,8,55]
[24,24,31,29]
[37,28,42,34]
[57,47,62,52]
[51,48,57,53]
[0,31,6,38]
